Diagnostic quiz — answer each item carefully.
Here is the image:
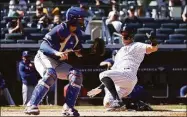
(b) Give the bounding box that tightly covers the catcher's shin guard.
[65,84,81,108]
[64,68,83,108]
[29,68,57,106]
[28,82,49,106]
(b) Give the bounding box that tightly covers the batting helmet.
[120,25,136,40]
[66,7,88,26]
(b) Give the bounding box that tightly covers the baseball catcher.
[24,7,88,116]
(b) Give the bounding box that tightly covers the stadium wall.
[0,49,187,105]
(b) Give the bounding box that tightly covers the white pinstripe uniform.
[99,42,150,106]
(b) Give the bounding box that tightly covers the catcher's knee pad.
[68,68,83,87]
[42,68,57,88]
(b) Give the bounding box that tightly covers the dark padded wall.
[0,49,187,105]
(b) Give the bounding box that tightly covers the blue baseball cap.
[22,51,29,57]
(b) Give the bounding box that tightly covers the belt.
[124,68,130,70]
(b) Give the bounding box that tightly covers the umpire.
[18,51,38,105]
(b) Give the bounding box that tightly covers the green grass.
[1,104,187,110]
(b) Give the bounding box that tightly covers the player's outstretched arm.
[87,83,105,97]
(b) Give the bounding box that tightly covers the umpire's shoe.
[24,105,40,115]
[62,108,80,116]
[106,100,126,111]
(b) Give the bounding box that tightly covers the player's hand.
[87,87,102,97]
[111,0,116,4]
[95,0,100,6]
[65,49,83,57]
[55,52,68,60]
[29,63,34,68]
[74,49,82,57]
[146,31,158,46]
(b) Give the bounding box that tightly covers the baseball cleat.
[62,108,80,116]
[24,105,40,115]
[137,100,153,111]
[106,100,125,111]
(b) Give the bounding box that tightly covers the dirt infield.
[1,108,187,116]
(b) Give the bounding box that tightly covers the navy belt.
[124,68,130,70]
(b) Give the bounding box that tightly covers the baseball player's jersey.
[40,22,83,59]
[111,42,148,76]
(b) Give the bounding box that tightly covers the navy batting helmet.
[66,7,88,26]
[120,25,136,40]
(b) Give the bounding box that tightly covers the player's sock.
[101,77,120,101]
[64,84,81,108]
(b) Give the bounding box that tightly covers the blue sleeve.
[18,62,32,80]
[40,41,58,56]
[74,29,83,50]
[104,58,114,66]
[0,78,5,89]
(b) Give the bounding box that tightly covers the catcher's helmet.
[120,25,136,40]
[66,7,88,26]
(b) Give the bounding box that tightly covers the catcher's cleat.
[106,100,125,111]
[24,105,40,115]
[62,108,80,116]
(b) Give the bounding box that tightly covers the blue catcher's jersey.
[41,22,83,54]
